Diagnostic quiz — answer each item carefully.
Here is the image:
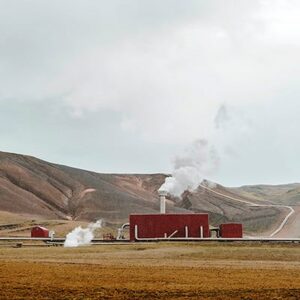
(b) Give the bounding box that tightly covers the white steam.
[64,219,103,247]
[159,140,219,197]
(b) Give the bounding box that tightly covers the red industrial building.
[219,223,243,238]
[31,226,49,238]
[120,191,243,241]
[130,213,210,241]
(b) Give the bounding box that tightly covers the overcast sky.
[1,0,300,186]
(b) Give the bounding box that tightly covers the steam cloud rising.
[64,219,103,247]
[159,140,219,197]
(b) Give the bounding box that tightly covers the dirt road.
[200,185,297,237]
[274,205,300,238]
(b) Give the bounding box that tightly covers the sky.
[1,0,300,186]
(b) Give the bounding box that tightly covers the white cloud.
[1,0,300,184]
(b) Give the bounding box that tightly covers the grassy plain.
[0,242,299,299]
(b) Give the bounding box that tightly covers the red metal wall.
[31,226,49,238]
[130,214,209,241]
[219,223,243,238]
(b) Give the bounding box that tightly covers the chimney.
[158,190,167,214]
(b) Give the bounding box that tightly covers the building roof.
[32,226,48,231]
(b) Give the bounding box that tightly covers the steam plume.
[159,139,219,197]
[64,219,103,247]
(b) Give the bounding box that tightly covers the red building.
[31,226,49,238]
[219,223,243,238]
[130,214,210,241]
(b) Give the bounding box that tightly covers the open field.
[0,242,299,299]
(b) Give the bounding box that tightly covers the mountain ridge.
[0,151,299,236]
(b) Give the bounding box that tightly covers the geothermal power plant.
[2,189,299,245]
[29,189,243,243]
[125,190,243,241]
[26,189,242,242]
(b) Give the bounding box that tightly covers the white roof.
[33,226,48,231]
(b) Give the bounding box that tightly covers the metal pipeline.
[133,225,300,242]
[117,223,130,240]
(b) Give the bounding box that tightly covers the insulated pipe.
[133,226,300,242]
[185,226,189,238]
[168,230,178,238]
[117,223,130,240]
[158,190,167,214]
[121,223,130,230]
[135,225,138,240]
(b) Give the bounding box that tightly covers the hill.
[0,151,299,236]
[233,183,300,205]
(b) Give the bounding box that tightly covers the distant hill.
[0,151,299,235]
[232,183,300,205]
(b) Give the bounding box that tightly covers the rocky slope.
[0,151,299,234]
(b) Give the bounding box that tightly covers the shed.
[31,226,49,238]
[219,223,243,238]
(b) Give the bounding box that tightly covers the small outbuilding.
[31,226,49,238]
[219,223,243,238]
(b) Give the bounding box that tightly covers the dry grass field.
[0,242,299,299]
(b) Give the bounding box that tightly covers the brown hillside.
[0,151,295,235]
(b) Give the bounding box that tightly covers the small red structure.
[31,226,49,238]
[219,223,243,238]
[130,214,210,241]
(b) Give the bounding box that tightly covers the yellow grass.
[0,242,299,299]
